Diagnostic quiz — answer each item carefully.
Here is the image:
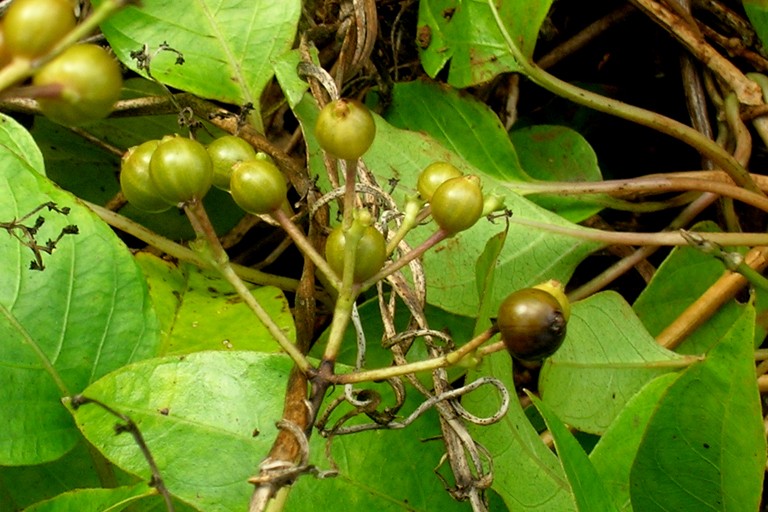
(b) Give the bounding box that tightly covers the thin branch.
[330,327,497,385]
[184,201,313,372]
[69,394,175,512]
[486,0,763,196]
[508,217,768,247]
[85,201,300,291]
[630,0,763,104]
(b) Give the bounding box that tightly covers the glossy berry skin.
[417,161,462,201]
[497,287,569,361]
[3,0,75,58]
[325,225,386,283]
[120,140,172,213]
[0,26,13,69]
[207,135,257,191]
[33,44,122,126]
[315,98,375,160]
[230,158,287,215]
[149,136,213,204]
[430,175,483,235]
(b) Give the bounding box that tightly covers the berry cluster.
[120,132,288,213]
[119,97,571,360]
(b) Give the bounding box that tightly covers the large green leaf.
[590,374,681,511]
[385,80,528,182]
[510,125,603,222]
[463,352,575,510]
[539,292,686,434]
[136,253,295,356]
[418,0,554,87]
[72,351,286,512]
[528,394,618,512]
[22,484,152,512]
[73,351,472,511]
[0,119,160,465]
[384,81,603,222]
[0,440,102,511]
[295,94,600,317]
[629,305,765,510]
[94,0,301,131]
[0,114,45,175]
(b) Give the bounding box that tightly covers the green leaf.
[94,0,301,131]
[22,484,152,512]
[383,82,604,223]
[31,117,121,206]
[744,1,768,50]
[418,0,554,87]
[510,125,603,222]
[136,253,295,356]
[72,351,290,512]
[0,150,160,465]
[540,292,687,434]
[527,393,618,512]
[385,80,528,181]
[294,94,600,317]
[73,351,472,511]
[464,352,575,511]
[629,305,766,510]
[272,48,315,110]
[633,222,723,337]
[474,226,508,335]
[590,373,681,511]
[0,440,112,511]
[0,114,45,175]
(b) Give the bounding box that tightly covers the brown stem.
[629,0,763,105]
[537,4,637,70]
[515,175,768,212]
[656,246,768,349]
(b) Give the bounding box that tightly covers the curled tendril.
[447,377,510,426]
[250,420,313,486]
[296,61,339,102]
[382,327,453,349]
[320,376,510,437]
[309,182,399,222]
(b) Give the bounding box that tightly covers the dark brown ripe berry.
[314,98,376,160]
[497,285,569,361]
